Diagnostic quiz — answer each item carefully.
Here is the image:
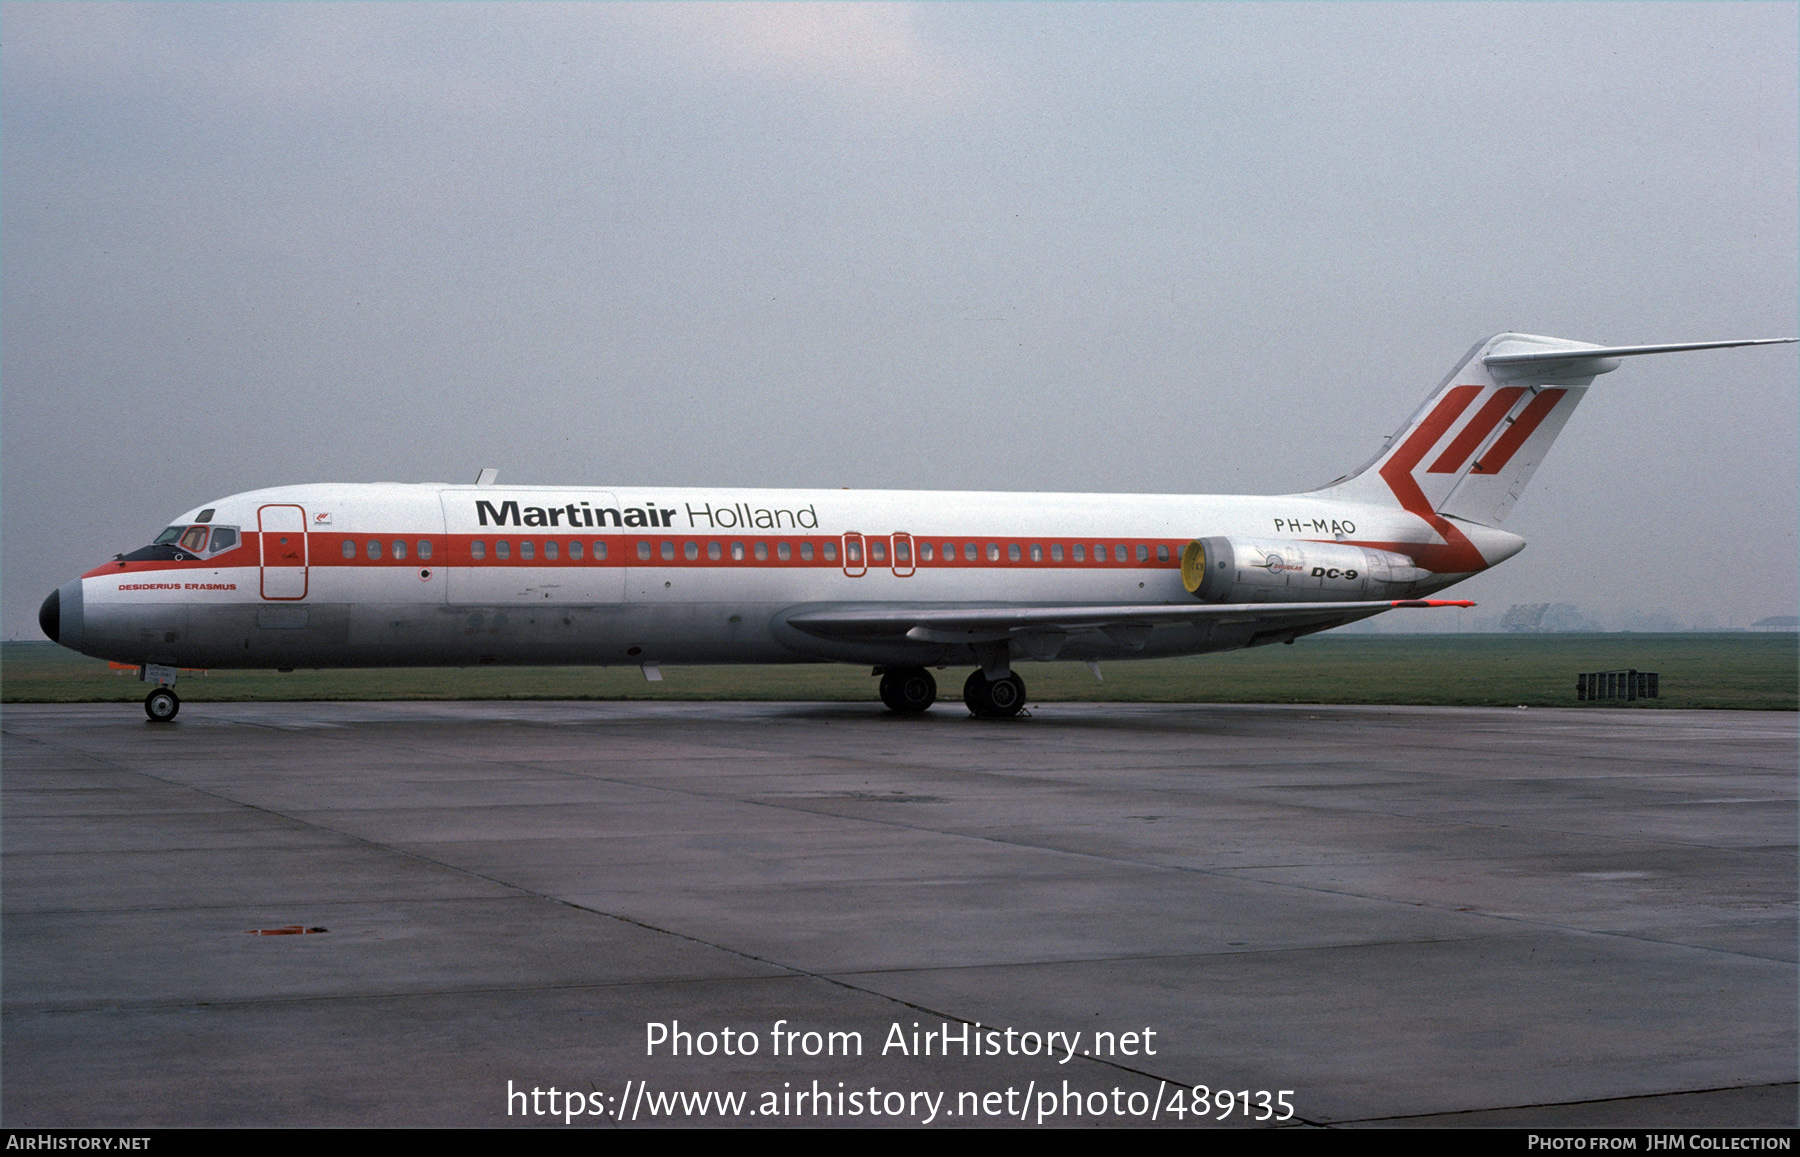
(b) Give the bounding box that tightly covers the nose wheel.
[144,687,180,723]
[963,670,1026,718]
[879,668,937,714]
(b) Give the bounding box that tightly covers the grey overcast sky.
[4,2,1795,639]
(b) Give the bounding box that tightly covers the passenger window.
[418,540,432,560]
[731,542,745,561]
[660,541,675,561]
[895,541,911,563]
[569,541,583,560]
[637,541,651,560]
[496,541,511,560]
[209,527,238,553]
[920,542,934,562]
[754,542,769,561]
[986,543,1000,562]
[707,542,721,561]
[342,540,357,559]
[1008,543,1021,562]
[846,541,862,563]
[963,543,977,561]
[393,540,408,560]
[472,540,487,560]
[823,542,838,561]
[1029,543,1042,562]
[544,541,559,560]
[1095,543,1108,560]
[366,540,382,560]
[1073,544,1085,562]
[180,526,209,552]
[520,541,535,560]
[871,541,886,562]
[1136,544,1149,562]
[594,541,607,560]
[1052,543,1064,562]
[801,542,814,561]
[1115,544,1128,562]
[1156,544,1169,562]
[777,542,791,561]
[684,542,699,560]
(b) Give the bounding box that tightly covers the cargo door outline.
[258,504,309,600]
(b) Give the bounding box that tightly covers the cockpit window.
[128,522,237,562]
[120,543,199,562]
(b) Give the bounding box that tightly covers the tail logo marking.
[1469,388,1566,475]
[1377,385,1480,519]
[1426,387,1525,473]
[1376,384,1487,572]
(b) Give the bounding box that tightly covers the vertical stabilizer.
[1313,333,1607,529]
[1309,332,1793,572]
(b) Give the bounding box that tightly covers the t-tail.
[1311,333,1794,571]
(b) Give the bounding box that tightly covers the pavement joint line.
[1321,1080,1800,1126]
[3,971,827,1016]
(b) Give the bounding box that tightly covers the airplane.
[38,332,1794,722]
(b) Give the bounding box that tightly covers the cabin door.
[258,504,309,600]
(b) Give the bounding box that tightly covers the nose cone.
[40,581,83,651]
[39,588,59,642]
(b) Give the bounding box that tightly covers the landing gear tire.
[879,668,937,714]
[144,688,180,723]
[963,670,1026,718]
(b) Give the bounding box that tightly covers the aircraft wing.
[782,598,1473,645]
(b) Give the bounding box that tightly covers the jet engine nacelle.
[1180,536,1431,603]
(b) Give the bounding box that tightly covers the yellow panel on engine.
[1180,540,1207,594]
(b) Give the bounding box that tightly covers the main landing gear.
[144,687,180,723]
[878,667,937,714]
[876,666,1028,718]
[963,669,1027,719]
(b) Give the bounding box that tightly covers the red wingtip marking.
[1392,599,1476,608]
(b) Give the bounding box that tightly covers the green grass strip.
[5,634,1793,710]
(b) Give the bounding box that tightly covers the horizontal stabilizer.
[1483,338,1795,366]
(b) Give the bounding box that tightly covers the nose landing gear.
[144,687,180,723]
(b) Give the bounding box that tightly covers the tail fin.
[1315,333,1795,527]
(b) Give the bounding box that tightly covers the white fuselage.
[58,481,1512,673]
